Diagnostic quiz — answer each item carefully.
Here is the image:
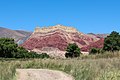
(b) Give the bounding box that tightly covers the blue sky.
[0,0,120,33]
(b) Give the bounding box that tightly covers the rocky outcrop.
[34,25,78,33]
[22,25,103,55]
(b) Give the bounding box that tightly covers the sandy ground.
[16,69,74,80]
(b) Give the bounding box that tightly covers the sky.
[0,0,120,33]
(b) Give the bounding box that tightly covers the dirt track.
[16,69,74,80]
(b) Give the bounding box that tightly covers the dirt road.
[16,69,74,80]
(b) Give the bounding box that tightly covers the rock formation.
[21,25,104,57]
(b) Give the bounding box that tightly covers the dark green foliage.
[0,38,18,58]
[39,53,50,58]
[0,38,49,58]
[90,48,100,54]
[89,48,104,54]
[65,43,81,58]
[103,31,120,52]
[13,47,30,58]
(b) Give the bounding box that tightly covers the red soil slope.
[81,38,104,52]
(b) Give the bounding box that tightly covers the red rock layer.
[81,38,104,52]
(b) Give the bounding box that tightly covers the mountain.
[88,33,108,38]
[21,25,104,57]
[15,30,32,36]
[15,30,32,44]
[0,27,32,44]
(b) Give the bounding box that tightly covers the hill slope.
[0,27,32,44]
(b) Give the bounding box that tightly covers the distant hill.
[88,33,109,38]
[0,27,32,44]
[15,30,32,36]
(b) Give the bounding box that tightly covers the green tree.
[0,38,18,58]
[103,31,120,52]
[65,43,81,58]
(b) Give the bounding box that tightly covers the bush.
[90,48,99,54]
[39,53,50,58]
[65,43,81,58]
[89,48,104,54]
[26,52,50,58]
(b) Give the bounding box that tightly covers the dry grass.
[1,52,120,80]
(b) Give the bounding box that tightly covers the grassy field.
[1,52,120,80]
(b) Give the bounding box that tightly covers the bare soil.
[16,69,74,80]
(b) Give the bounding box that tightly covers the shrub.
[89,48,104,54]
[90,48,99,54]
[65,43,81,58]
[39,53,50,58]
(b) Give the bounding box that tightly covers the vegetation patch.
[0,38,49,58]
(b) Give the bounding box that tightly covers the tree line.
[0,38,49,58]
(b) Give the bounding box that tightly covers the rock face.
[22,25,104,56]
[81,38,104,52]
